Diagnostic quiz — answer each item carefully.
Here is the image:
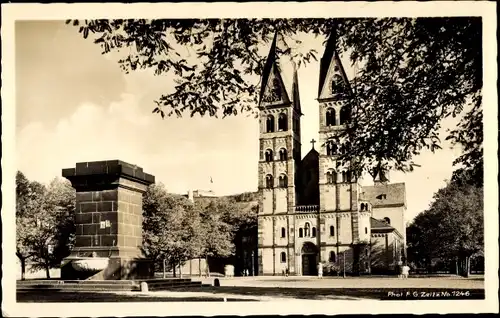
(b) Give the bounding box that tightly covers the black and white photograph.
[1,2,498,316]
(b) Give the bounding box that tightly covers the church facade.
[257,32,406,276]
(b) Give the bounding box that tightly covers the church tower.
[316,29,370,274]
[257,32,302,275]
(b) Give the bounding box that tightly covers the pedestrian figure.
[317,262,323,279]
[285,267,289,277]
[402,264,410,279]
[397,260,403,279]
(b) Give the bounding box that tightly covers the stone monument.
[61,160,155,280]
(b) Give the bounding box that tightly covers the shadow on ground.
[168,286,485,300]
[16,290,256,302]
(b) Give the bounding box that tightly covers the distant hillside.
[225,191,259,203]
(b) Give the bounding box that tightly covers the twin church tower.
[256,30,407,276]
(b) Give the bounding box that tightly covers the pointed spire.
[318,26,337,98]
[259,31,279,105]
[292,60,302,114]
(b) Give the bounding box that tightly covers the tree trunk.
[206,255,210,277]
[163,258,166,279]
[45,262,50,279]
[465,256,471,278]
[455,259,459,275]
[173,263,176,278]
[458,257,468,277]
[21,258,26,281]
[199,258,202,277]
[20,257,26,281]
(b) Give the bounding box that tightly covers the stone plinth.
[61,160,155,280]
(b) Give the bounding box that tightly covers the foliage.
[15,172,76,278]
[447,96,483,186]
[142,186,257,275]
[323,262,341,276]
[142,183,201,272]
[194,197,239,259]
[228,191,260,203]
[406,180,483,276]
[43,178,77,268]
[67,18,482,175]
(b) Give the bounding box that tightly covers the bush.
[323,262,340,276]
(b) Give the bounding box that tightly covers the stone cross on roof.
[310,139,316,149]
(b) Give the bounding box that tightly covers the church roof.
[360,182,406,208]
[258,31,300,112]
[318,31,337,98]
[370,217,404,239]
[259,32,279,105]
[317,29,352,99]
[301,147,319,162]
[370,217,393,230]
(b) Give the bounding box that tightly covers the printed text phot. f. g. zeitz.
[3,1,498,317]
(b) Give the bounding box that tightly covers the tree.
[406,180,483,277]
[194,197,237,276]
[16,171,47,279]
[142,186,251,277]
[16,173,76,279]
[67,18,482,175]
[42,178,76,270]
[142,183,201,277]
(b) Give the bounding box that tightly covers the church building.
[257,31,406,276]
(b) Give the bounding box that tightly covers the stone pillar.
[61,160,155,280]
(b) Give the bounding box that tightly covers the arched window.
[281,227,286,238]
[326,141,337,156]
[279,174,288,188]
[279,148,287,161]
[304,223,311,237]
[278,113,288,131]
[312,227,317,237]
[329,225,335,236]
[365,227,368,234]
[339,106,350,125]
[265,149,273,162]
[299,228,303,238]
[281,252,286,263]
[266,115,275,133]
[265,174,273,189]
[326,170,337,184]
[384,217,391,225]
[329,251,336,262]
[326,108,336,126]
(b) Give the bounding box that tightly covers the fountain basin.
[71,257,109,272]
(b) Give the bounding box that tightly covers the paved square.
[17,275,484,302]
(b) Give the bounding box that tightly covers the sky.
[15,20,465,223]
